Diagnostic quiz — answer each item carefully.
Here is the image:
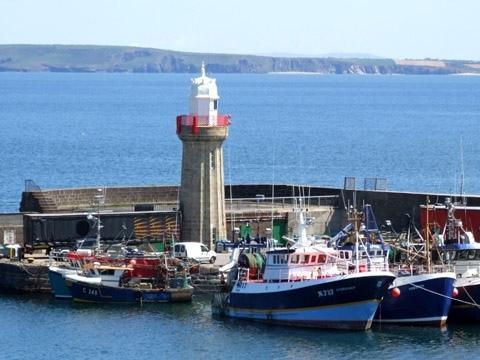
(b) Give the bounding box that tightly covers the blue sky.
[2,0,479,60]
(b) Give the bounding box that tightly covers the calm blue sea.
[2,293,480,360]
[1,73,480,212]
[1,73,480,358]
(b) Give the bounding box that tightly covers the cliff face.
[0,45,479,74]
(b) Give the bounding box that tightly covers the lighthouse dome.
[189,62,220,119]
[190,62,219,100]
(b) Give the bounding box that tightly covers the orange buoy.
[452,287,459,297]
[391,287,401,298]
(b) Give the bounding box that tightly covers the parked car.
[172,242,217,264]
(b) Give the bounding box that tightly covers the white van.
[173,242,217,264]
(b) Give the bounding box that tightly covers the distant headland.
[1,44,480,75]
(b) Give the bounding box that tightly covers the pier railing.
[392,264,455,275]
[227,195,340,212]
[237,259,389,283]
[97,195,338,213]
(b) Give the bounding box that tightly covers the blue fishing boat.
[335,204,456,326]
[429,198,480,322]
[375,270,455,325]
[65,265,193,304]
[48,266,78,299]
[213,245,394,330]
[213,206,395,330]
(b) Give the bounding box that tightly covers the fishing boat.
[48,209,173,299]
[374,266,456,326]
[334,204,456,326]
[65,261,193,304]
[49,250,171,299]
[428,198,480,322]
[213,205,395,330]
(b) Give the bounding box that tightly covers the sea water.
[1,293,480,360]
[1,73,480,359]
[0,73,479,212]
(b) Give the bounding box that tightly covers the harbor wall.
[20,186,179,213]
[11,184,480,245]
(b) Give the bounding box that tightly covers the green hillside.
[0,44,479,74]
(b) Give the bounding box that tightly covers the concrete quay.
[0,258,51,293]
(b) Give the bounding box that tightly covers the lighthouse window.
[213,100,218,110]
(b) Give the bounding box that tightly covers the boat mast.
[348,205,362,273]
[90,188,105,252]
[460,137,466,206]
[425,196,431,272]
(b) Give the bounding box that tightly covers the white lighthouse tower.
[176,63,230,248]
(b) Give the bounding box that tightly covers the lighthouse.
[176,63,230,248]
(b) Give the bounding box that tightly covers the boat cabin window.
[290,255,300,264]
[317,254,327,264]
[99,269,115,276]
[271,254,289,265]
[301,255,310,264]
[310,255,317,263]
[454,250,479,261]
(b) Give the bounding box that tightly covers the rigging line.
[226,143,235,240]
[463,285,479,307]
[460,136,466,205]
[271,140,276,246]
[409,282,480,308]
